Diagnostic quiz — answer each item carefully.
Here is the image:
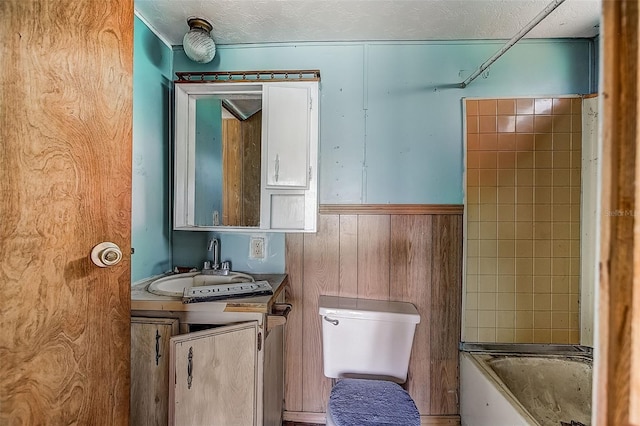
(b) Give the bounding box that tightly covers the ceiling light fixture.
[183,17,216,64]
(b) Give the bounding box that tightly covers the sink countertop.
[131,273,288,314]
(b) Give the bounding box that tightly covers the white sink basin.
[147,272,255,297]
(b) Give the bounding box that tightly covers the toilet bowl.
[318,295,421,426]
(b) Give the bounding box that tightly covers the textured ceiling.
[135,0,601,47]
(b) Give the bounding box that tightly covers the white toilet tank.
[318,295,420,383]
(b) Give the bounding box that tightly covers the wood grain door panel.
[0,0,133,423]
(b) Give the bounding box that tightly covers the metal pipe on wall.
[459,0,567,88]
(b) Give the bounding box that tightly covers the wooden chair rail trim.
[319,204,463,215]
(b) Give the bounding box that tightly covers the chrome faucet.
[208,238,220,269]
[203,238,230,275]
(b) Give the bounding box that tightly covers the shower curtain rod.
[459,0,567,88]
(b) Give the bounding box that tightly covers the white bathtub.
[460,344,592,426]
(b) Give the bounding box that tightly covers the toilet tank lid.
[318,295,420,324]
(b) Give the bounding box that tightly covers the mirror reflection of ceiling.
[223,99,262,121]
[135,0,601,47]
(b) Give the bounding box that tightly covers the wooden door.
[0,0,133,424]
[131,318,179,426]
[597,1,640,424]
[222,111,262,227]
[169,322,259,426]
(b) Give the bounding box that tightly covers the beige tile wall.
[464,97,581,344]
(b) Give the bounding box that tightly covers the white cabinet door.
[261,81,319,232]
[169,322,259,426]
[263,84,311,188]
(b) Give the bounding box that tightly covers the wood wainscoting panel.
[301,215,341,412]
[284,233,305,412]
[284,206,463,417]
[358,215,391,300]
[430,215,463,415]
[338,215,359,298]
[390,215,434,413]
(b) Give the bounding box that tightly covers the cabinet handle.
[187,347,193,389]
[155,330,161,366]
[274,154,280,182]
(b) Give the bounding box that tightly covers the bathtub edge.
[460,352,539,426]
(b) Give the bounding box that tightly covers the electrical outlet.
[249,237,265,259]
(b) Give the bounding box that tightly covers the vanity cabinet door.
[130,317,179,426]
[169,322,259,426]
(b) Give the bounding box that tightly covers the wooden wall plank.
[339,215,358,297]
[284,233,304,411]
[358,215,391,300]
[430,216,463,415]
[302,215,340,412]
[390,215,433,414]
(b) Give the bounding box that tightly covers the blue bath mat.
[328,378,420,426]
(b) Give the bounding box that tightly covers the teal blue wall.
[131,16,173,282]
[133,23,595,279]
[173,40,595,204]
[172,231,286,274]
[171,39,594,274]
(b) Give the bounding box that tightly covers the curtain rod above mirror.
[175,69,321,83]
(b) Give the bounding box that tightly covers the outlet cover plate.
[249,237,265,259]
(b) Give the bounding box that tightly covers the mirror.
[192,93,262,227]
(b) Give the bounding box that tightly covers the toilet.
[318,295,421,426]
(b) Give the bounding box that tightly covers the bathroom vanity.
[130,274,289,426]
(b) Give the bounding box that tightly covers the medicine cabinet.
[173,71,320,232]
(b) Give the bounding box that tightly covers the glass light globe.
[183,18,216,63]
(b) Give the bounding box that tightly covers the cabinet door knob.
[90,242,123,267]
